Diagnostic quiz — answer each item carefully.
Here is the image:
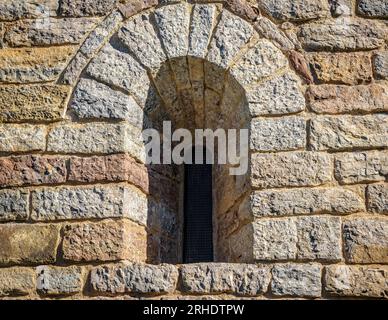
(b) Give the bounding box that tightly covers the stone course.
[0,0,386,300]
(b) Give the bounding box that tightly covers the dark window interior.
[183,148,214,263]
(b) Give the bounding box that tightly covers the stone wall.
[0,0,387,300]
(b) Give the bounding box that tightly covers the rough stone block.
[0,267,34,297]
[4,18,97,47]
[251,152,332,189]
[343,217,388,264]
[207,9,254,68]
[0,189,29,222]
[357,0,388,18]
[373,51,388,79]
[247,72,305,116]
[31,185,147,226]
[0,224,60,266]
[306,84,388,114]
[0,0,58,21]
[189,4,217,58]
[310,115,388,151]
[59,0,118,17]
[0,124,46,152]
[180,263,271,296]
[0,47,75,83]
[70,78,144,128]
[0,85,70,122]
[308,52,372,85]
[231,39,288,86]
[0,155,67,188]
[250,116,306,152]
[296,216,342,261]
[251,187,364,217]
[62,220,147,263]
[298,18,386,51]
[257,0,330,21]
[36,266,83,296]
[334,151,388,184]
[367,184,388,214]
[90,262,178,294]
[271,263,322,297]
[324,265,388,298]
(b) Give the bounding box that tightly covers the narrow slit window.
[183,148,214,263]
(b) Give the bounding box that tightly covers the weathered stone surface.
[296,216,342,261]
[373,52,388,79]
[31,185,147,225]
[288,50,314,84]
[0,189,29,222]
[310,115,388,151]
[254,17,295,51]
[298,19,386,51]
[325,265,388,298]
[207,9,254,68]
[251,187,364,217]
[0,155,66,188]
[4,18,98,47]
[60,52,89,85]
[231,39,288,86]
[0,85,70,122]
[257,0,330,21]
[0,267,34,297]
[118,12,166,72]
[86,44,150,105]
[154,3,190,58]
[47,123,144,159]
[307,83,388,114]
[90,262,178,294]
[71,78,144,128]
[367,184,388,214]
[0,0,58,21]
[118,0,158,19]
[0,47,75,83]
[343,217,388,264]
[69,154,148,193]
[80,11,123,58]
[0,224,59,266]
[189,4,217,58]
[0,124,46,152]
[308,52,372,85]
[180,263,271,295]
[59,0,118,17]
[247,73,305,116]
[62,220,147,262]
[335,151,388,184]
[357,0,388,18]
[251,152,332,189]
[253,218,298,260]
[271,263,322,297]
[250,117,306,152]
[329,0,353,16]
[36,266,83,296]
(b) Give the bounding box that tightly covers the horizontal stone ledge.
[251,151,332,189]
[334,150,388,185]
[309,114,388,152]
[0,155,67,188]
[62,219,148,263]
[343,217,388,264]
[90,262,178,295]
[324,265,388,298]
[0,223,60,266]
[180,263,271,296]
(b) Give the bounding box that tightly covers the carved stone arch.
[56,1,307,264]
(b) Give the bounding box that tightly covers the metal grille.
[183,158,214,263]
